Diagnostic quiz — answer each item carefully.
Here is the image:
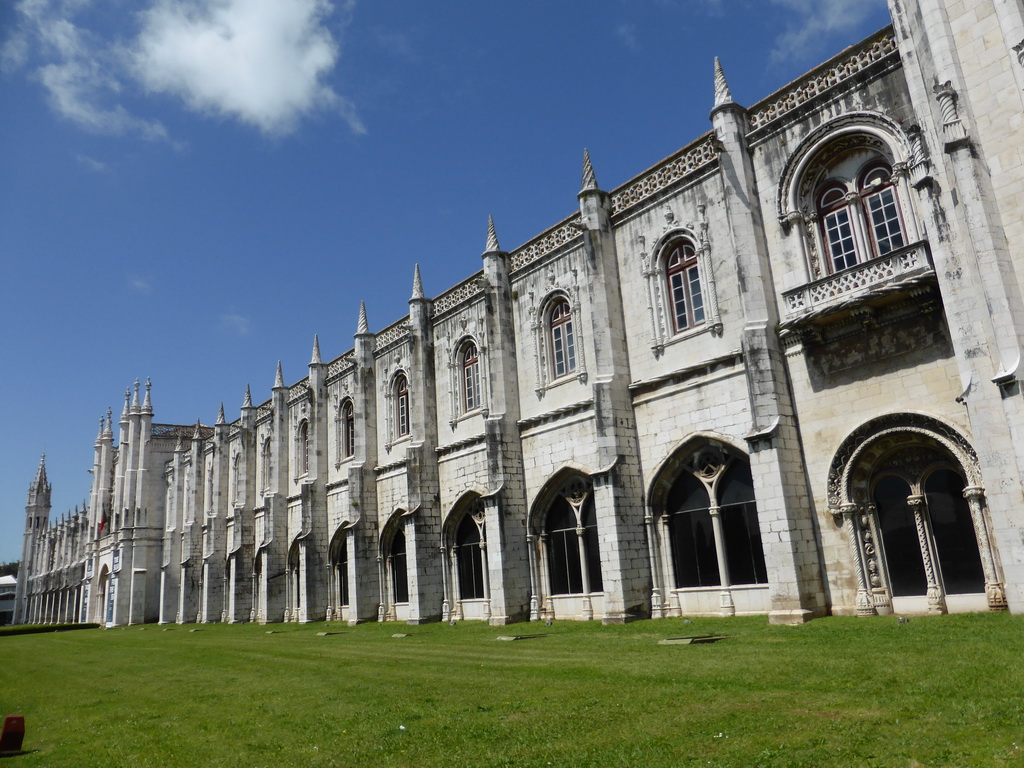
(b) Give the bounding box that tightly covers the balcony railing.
[782,242,933,321]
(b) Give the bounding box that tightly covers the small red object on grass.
[0,715,25,753]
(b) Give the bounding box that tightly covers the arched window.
[341,401,355,459]
[544,480,602,596]
[297,420,309,475]
[330,532,349,609]
[260,438,272,492]
[394,375,410,438]
[231,453,242,504]
[872,459,985,602]
[666,450,767,589]
[390,529,409,603]
[664,239,705,333]
[815,156,906,274]
[548,297,576,378]
[456,514,485,600]
[462,343,482,412]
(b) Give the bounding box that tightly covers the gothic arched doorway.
[828,414,1005,615]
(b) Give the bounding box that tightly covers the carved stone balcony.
[781,241,935,327]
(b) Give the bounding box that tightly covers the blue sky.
[0,0,891,563]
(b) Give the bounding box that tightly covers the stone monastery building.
[16,0,1024,627]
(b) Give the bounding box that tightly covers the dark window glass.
[925,469,985,595]
[874,475,927,597]
[665,242,704,332]
[462,345,481,412]
[549,299,576,378]
[395,376,410,437]
[342,402,355,458]
[335,536,349,607]
[391,529,409,603]
[456,514,485,599]
[546,498,583,595]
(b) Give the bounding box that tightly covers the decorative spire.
[411,263,424,300]
[32,453,48,490]
[357,301,369,334]
[174,430,184,453]
[192,419,203,441]
[581,148,598,191]
[485,215,500,253]
[311,334,322,364]
[141,377,152,414]
[122,388,131,418]
[131,378,141,412]
[274,361,285,389]
[96,414,106,441]
[216,403,226,425]
[713,56,733,107]
[104,408,113,437]
[242,384,252,408]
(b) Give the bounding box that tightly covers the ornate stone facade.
[16,0,1024,626]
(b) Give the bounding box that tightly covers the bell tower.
[14,455,51,624]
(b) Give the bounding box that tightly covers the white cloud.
[131,0,364,136]
[615,23,639,52]
[7,0,172,141]
[770,0,888,62]
[77,154,107,171]
[129,276,152,293]
[4,0,362,140]
[219,313,250,335]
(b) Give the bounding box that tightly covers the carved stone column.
[962,487,1007,611]
[439,545,451,622]
[708,505,734,616]
[838,504,875,616]
[480,540,492,622]
[907,495,946,614]
[526,534,540,621]
[862,506,891,614]
[575,526,593,620]
[644,513,663,619]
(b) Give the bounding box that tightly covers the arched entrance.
[441,494,491,622]
[378,512,409,622]
[648,440,768,617]
[327,526,350,622]
[828,414,1005,614]
[527,473,603,621]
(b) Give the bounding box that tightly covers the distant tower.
[14,455,51,624]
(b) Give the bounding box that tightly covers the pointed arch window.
[456,513,485,600]
[548,298,577,379]
[390,529,409,604]
[666,451,767,589]
[462,343,482,412]
[544,480,602,596]
[394,375,410,438]
[665,239,705,333]
[297,420,309,475]
[260,438,272,492]
[341,401,355,459]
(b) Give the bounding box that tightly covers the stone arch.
[645,434,767,618]
[526,469,601,621]
[826,412,1004,615]
[441,491,490,621]
[827,412,982,511]
[777,111,913,219]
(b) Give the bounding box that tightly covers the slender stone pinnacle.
[411,264,424,300]
[311,334,322,365]
[485,215,501,253]
[357,301,369,334]
[581,148,598,191]
[714,56,733,107]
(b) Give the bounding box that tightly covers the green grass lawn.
[1,613,1022,767]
